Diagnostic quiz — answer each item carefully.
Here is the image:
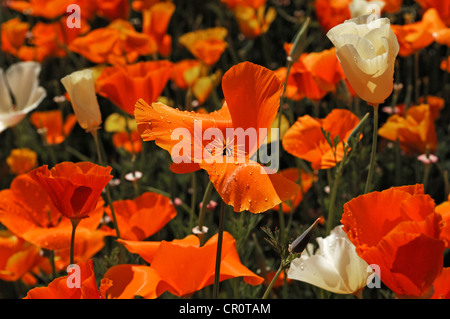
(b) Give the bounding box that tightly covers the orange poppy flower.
[7,0,72,19]
[6,148,38,175]
[221,0,267,9]
[280,46,346,101]
[230,3,276,39]
[28,162,113,220]
[179,27,228,66]
[1,18,29,57]
[0,173,110,253]
[415,0,450,26]
[142,1,175,57]
[135,62,300,213]
[315,0,351,33]
[273,168,315,213]
[104,192,176,241]
[0,230,43,282]
[170,59,222,104]
[24,259,112,299]
[282,109,361,170]
[112,131,143,154]
[431,268,450,299]
[16,18,90,62]
[341,184,446,298]
[131,0,161,11]
[391,8,447,57]
[381,0,403,13]
[378,102,442,155]
[30,110,77,145]
[103,232,263,298]
[435,194,450,248]
[69,19,157,66]
[441,56,450,73]
[264,269,292,289]
[96,60,173,115]
[95,0,130,21]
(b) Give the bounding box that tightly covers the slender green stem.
[90,129,121,239]
[70,219,80,265]
[91,129,103,165]
[326,164,343,235]
[364,104,379,194]
[212,201,226,299]
[197,180,214,244]
[262,264,283,299]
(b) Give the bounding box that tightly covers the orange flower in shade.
[277,46,346,101]
[435,194,450,248]
[135,62,300,213]
[0,174,111,253]
[131,0,162,11]
[381,0,403,13]
[30,110,77,145]
[17,18,90,62]
[170,59,222,105]
[142,1,175,57]
[96,60,173,115]
[103,232,263,298]
[273,168,315,213]
[431,268,450,299]
[378,102,443,155]
[68,20,157,66]
[7,0,72,19]
[227,2,277,39]
[179,27,228,66]
[0,230,43,283]
[112,131,143,154]
[441,56,450,73]
[415,0,450,26]
[25,259,112,299]
[28,162,113,220]
[95,0,130,21]
[315,0,351,33]
[104,192,176,241]
[6,148,38,175]
[1,18,29,57]
[341,184,446,298]
[391,8,447,57]
[282,109,361,170]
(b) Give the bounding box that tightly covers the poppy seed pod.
[61,69,102,133]
[289,218,321,254]
[326,14,399,105]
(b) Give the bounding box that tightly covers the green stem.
[70,219,80,265]
[364,104,379,194]
[212,201,226,299]
[90,129,121,239]
[197,180,214,244]
[326,164,343,235]
[262,264,283,299]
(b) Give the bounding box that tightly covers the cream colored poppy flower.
[0,62,46,133]
[287,225,371,295]
[61,69,102,133]
[326,14,399,105]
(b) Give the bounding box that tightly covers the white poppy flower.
[0,62,46,133]
[287,225,371,295]
[326,14,399,105]
[61,69,102,133]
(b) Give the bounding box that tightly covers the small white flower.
[327,14,399,105]
[0,62,46,133]
[125,171,143,182]
[61,69,102,133]
[287,225,370,295]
